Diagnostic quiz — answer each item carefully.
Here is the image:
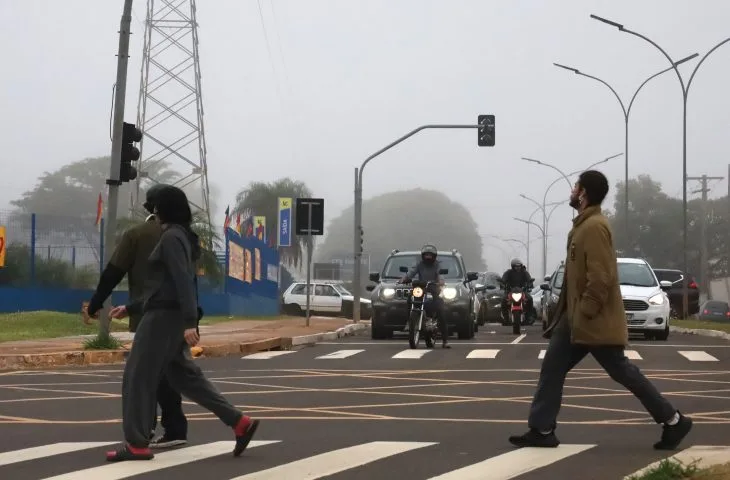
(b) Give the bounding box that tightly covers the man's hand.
[184,328,200,346]
[109,305,129,319]
[81,302,98,325]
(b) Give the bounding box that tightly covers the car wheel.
[284,304,303,316]
[458,315,475,339]
[655,324,669,341]
[371,322,388,340]
[477,304,486,325]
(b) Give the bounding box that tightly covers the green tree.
[313,188,487,281]
[233,177,314,268]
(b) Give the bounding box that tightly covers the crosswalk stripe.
[392,349,431,359]
[538,349,546,359]
[426,444,596,479]
[678,351,719,362]
[316,350,365,359]
[625,350,642,360]
[40,440,279,480]
[229,441,436,479]
[466,349,500,359]
[243,351,296,359]
[0,442,116,467]
[625,445,730,478]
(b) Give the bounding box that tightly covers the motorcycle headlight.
[511,293,523,302]
[551,293,559,303]
[412,287,423,298]
[381,288,395,299]
[648,293,664,305]
[441,287,457,300]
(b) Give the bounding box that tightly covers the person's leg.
[592,347,693,449]
[434,297,450,348]
[509,320,588,447]
[150,374,188,448]
[165,344,260,457]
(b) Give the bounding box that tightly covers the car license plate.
[625,313,634,321]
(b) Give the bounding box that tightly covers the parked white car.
[282,281,372,319]
[618,257,672,340]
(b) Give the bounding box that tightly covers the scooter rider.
[399,244,451,349]
[501,258,534,321]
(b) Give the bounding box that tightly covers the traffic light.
[359,226,364,254]
[477,114,495,147]
[120,122,143,182]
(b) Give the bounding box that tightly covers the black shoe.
[654,412,692,450]
[150,434,187,449]
[442,341,451,349]
[509,429,560,448]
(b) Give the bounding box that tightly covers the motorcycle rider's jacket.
[405,260,442,293]
[501,268,532,291]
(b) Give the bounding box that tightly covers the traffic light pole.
[100,0,135,338]
[352,123,486,325]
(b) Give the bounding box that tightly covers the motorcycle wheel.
[408,312,421,349]
[512,311,522,335]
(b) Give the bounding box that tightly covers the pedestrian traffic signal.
[120,122,143,182]
[359,226,364,254]
[477,114,495,147]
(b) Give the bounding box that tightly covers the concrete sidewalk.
[0,317,369,370]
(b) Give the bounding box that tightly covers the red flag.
[95,193,103,231]
[235,213,241,234]
[223,205,231,233]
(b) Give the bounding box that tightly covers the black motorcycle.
[401,279,440,349]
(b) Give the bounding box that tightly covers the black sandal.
[106,444,154,462]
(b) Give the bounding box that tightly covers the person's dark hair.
[143,183,171,214]
[577,170,609,206]
[155,185,201,261]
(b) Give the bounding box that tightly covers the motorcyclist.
[500,258,534,321]
[399,244,451,349]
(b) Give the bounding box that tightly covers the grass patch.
[198,315,288,326]
[673,318,730,334]
[83,333,124,350]
[627,458,730,480]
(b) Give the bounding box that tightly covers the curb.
[670,325,730,341]
[0,323,370,371]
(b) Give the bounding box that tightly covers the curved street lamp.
[591,12,730,318]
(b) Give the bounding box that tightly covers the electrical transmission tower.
[133,0,212,229]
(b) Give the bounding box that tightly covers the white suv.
[617,257,672,340]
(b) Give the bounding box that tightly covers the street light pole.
[352,123,482,323]
[591,13,730,318]
[554,56,698,249]
[514,217,545,277]
[519,194,547,278]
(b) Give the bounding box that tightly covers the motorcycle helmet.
[421,244,438,264]
[511,258,523,270]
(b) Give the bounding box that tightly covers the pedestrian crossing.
[242,347,722,362]
[2,439,728,480]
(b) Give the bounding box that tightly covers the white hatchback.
[617,257,672,340]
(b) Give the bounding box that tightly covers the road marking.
[624,445,730,478]
[538,349,546,359]
[229,441,436,479]
[511,334,527,344]
[392,350,431,359]
[315,349,365,359]
[466,349,500,359]
[40,441,280,480]
[679,351,719,362]
[426,444,596,479]
[0,442,116,467]
[625,350,642,360]
[243,351,296,359]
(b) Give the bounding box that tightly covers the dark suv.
[475,272,504,324]
[652,268,700,317]
[540,263,564,331]
[366,249,479,340]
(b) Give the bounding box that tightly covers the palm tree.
[233,178,314,268]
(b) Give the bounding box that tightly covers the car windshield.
[382,254,463,279]
[704,301,728,312]
[552,267,564,289]
[618,262,657,287]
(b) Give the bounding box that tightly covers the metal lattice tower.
[133,0,212,229]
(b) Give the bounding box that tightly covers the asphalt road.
[0,324,729,479]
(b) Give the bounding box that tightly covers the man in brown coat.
[508,170,692,450]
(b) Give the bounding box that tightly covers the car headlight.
[381,288,395,299]
[551,293,559,303]
[511,293,523,302]
[441,287,457,300]
[489,294,501,300]
[412,287,423,298]
[648,293,665,305]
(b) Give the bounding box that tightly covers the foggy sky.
[2,0,730,278]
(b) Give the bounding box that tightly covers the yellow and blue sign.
[277,197,292,247]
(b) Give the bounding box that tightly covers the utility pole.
[689,174,723,301]
[101,0,135,338]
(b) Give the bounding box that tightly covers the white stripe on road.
[315,349,365,359]
[392,349,431,359]
[624,350,642,360]
[426,444,596,480]
[538,349,546,359]
[511,334,527,344]
[230,441,436,480]
[0,442,116,467]
[678,351,719,362]
[243,351,296,359]
[624,446,730,478]
[41,441,279,480]
[466,349,500,359]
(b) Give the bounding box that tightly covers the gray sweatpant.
[528,316,676,432]
[121,309,242,448]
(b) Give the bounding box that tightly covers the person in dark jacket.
[105,185,259,462]
[500,258,534,320]
[83,184,191,449]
